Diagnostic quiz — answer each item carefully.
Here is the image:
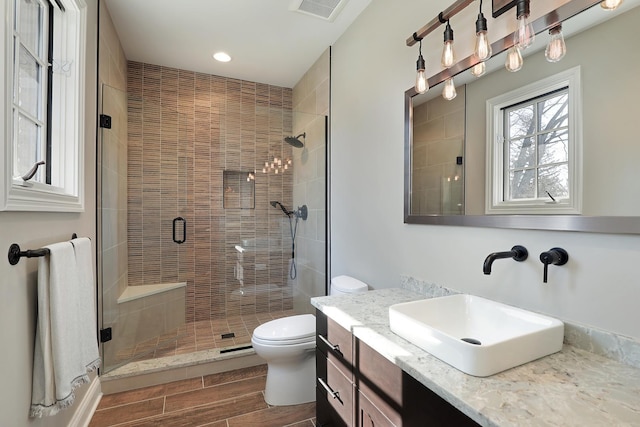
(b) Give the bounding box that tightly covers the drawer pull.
[318,334,341,354]
[318,377,341,401]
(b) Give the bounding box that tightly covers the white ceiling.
[104,0,372,88]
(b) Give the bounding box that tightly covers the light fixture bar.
[406,0,602,94]
[406,0,474,46]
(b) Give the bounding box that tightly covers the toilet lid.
[331,275,368,293]
[252,314,315,343]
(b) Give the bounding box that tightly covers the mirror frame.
[404,0,640,234]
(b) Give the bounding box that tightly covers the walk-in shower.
[98,61,328,378]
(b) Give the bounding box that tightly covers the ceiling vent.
[289,0,349,22]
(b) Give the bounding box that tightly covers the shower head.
[284,132,305,148]
[270,201,292,217]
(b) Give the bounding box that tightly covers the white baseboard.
[69,377,102,427]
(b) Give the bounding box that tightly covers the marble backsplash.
[400,275,640,370]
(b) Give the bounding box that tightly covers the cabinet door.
[356,339,479,426]
[358,390,395,427]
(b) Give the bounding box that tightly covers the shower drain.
[221,332,235,339]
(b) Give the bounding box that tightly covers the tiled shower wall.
[127,61,294,322]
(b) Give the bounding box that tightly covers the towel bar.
[7,233,81,265]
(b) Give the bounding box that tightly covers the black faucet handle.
[539,247,569,283]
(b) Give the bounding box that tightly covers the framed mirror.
[404,0,640,234]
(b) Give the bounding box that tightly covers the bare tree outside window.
[504,90,569,202]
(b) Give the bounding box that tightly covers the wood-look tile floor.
[90,364,316,427]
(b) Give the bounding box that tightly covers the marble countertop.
[311,288,640,427]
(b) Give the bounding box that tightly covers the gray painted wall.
[330,0,640,340]
[0,1,98,425]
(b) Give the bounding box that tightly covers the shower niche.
[223,170,255,209]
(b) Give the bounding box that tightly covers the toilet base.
[264,350,316,406]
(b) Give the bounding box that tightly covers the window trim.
[1,0,86,212]
[485,66,583,215]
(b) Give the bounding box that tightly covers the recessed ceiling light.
[213,52,231,62]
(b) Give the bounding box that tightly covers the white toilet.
[251,275,369,406]
[330,275,369,296]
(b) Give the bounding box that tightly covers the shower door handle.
[173,217,186,244]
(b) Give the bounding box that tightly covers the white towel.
[30,238,101,418]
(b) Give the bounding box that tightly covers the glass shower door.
[99,84,188,373]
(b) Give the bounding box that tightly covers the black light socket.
[476,12,488,33]
[516,0,530,18]
[443,21,454,42]
[416,54,426,71]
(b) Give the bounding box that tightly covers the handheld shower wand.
[269,201,308,280]
[270,201,292,217]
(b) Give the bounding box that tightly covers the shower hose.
[288,214,300,280]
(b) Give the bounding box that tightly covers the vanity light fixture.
[545,24,566,62]
[600,0,623,9]
[414,34,429,94]
[475,0,492,61]
[441,18,455,68]
[514,0,535,49]
[442,78,457,100]
[505,45,523,72]
[471,61,486,77]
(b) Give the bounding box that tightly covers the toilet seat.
[251,335,315,346]
[252,314,315,345]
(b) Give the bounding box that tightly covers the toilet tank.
[330,275,369,296]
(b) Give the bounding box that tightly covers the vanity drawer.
[317,349,355,427]
[316,309,354,377]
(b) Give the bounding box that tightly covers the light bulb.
[601,0,622,10]
[441,21,455,69]
[442,78,457,100]
[442,41,455,68]
[475,31,492,61]
[471,62,486,77]
[505,46,523,72]
[416,68,428,94]
[475,11,492,61]
[413,37,429,94]
[514,0,535,49]
[545,26,566,62]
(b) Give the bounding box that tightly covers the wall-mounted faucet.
[539,248,569,283]
[483,245,528,274]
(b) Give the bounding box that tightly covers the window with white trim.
[2,0,86,211]
[486,67,582,214]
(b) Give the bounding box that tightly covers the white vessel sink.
[389,294,564,377]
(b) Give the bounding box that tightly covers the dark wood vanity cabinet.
[316,310,479,427]
[316,309,356,426]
